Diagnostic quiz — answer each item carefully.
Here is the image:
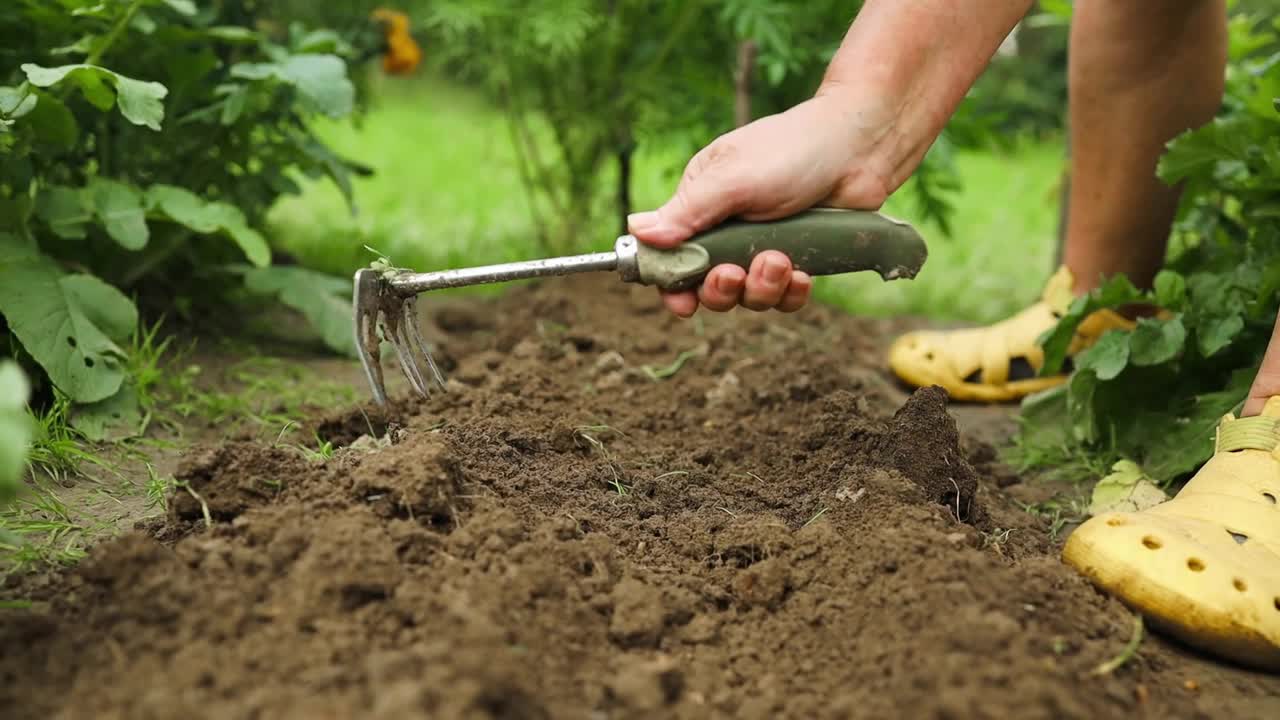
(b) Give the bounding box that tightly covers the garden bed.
[2,275,1278,719]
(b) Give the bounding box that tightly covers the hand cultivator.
[353,209,928,406]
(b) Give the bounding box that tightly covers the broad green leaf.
[26,91,78,149]
[1015,384,1071,458]
[146,184,270,266]
[222,220,271,268]
[130,9,158,34]
[205,26,260,44]
[1067,369,1100,444]
[231,55,354,118]
[1139,373,1252,482]
[1039,274,1145,374]
[241,266,358,357]
[161,0,197,15]
[292,29,353,55]
[0,86,37,119]
[1157,117,1252,185]
[23,63,115,111]
[50,36,97,57]
[36,186,93,239]
[61,274,139,343]
[220,85,248,125]
[114,75,167,130]
[21,64,168,130]
[0,237,134,403]
[1187,272,1245,315]
[146,184,218,232]
[1088,460,1168,516]
[90,178,149,250]
[1197,314,1244,357]
[1153,270,1187,310]
[1129,315,1186,366]
[1073,329,1130,381]
[0,361,32,501]
[72,383,143,441]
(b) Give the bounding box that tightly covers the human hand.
[626,91,901,318]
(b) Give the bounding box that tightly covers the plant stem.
[1092,614,1145,676]
[86,0,146,67]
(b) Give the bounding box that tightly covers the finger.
[627,139,749,249]
[661,290,699,318]
[741,251,792,311]
[776,271,812,313]
[698,265,746,312]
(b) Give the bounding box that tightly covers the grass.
[270,74,1065,325]
[159,353,356,439]
[0,480,89,575]
[573,424,629,495]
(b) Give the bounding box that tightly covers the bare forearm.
[817,0,1034,188]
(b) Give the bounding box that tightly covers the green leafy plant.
[1018,11,1280,485]
[419,0,998,251]
[0,362,33,506]
[0,0,387,442]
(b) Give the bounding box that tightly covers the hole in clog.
[1233,578,1247,592]
[1187,558,1206,572]
[1107,517,1125,527]
[924,352,935,361]
[1008,356,1036,381]
[1142,536,1162,550]
[1264,492,1277,505]
[1227,530,1249,545]
[1275,597,1280,611]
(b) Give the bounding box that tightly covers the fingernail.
[764,257,788,283]
[717,273,739,294]
[627,211,659,232]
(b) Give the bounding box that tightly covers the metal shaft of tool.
[388,251,620,295]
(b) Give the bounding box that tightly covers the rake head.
[353,268,446,406]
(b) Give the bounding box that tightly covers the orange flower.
[371,8,421,75]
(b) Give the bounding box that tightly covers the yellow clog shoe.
[887,266,1134,402]
[1063,398,1280,672]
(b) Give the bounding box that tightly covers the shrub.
[0,0,390,441]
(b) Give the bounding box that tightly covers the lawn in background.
[270,75,1065,325]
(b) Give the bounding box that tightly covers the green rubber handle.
[632,208,928,292]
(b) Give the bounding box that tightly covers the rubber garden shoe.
[887,266,1134,402]
[1063,398,1280,672]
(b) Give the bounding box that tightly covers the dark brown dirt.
[2,275,1279,719]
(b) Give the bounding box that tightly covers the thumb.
[627,143,748,248]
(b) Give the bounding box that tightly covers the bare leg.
[1244,312,1280,416]
[1062,0,1227,293]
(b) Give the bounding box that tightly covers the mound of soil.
[3,276,1279,719]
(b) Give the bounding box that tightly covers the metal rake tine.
[402,296,447,391]
[390,299,433,397]
[395,299,430,396]
[359,307,388,406]
[388,323,429,399]
[352,269,389,406]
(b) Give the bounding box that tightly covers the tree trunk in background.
[734,40,757,128]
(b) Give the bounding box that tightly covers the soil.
[2,275,1279,719]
